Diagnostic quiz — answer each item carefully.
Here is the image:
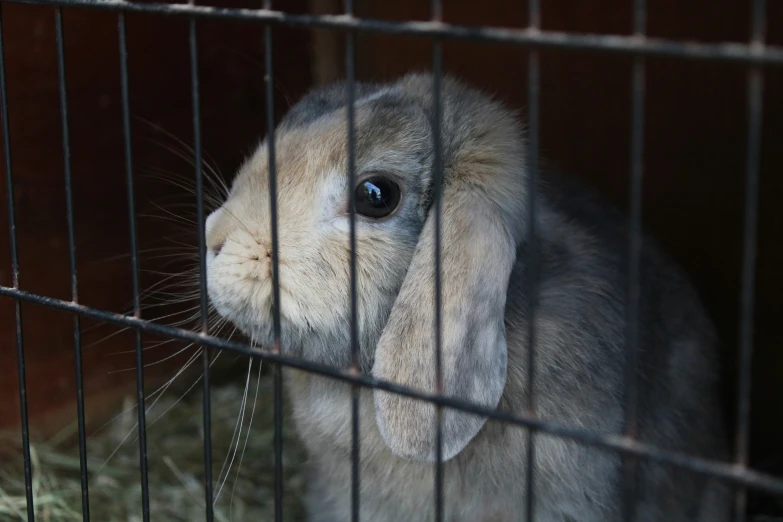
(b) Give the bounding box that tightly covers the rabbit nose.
[211,238,226,255]
[249,242,272,261]
[206,231,227,255]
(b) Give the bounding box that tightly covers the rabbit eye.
[353,176,401,218]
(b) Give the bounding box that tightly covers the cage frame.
[0,0,780,521]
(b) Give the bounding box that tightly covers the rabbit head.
[205,73,527,462]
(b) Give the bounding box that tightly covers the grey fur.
[205,73,731,521]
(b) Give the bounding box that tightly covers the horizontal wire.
[0,0,781,66]
[2,284,783,498]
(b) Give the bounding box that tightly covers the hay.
[0,366,307,522]
[2,363,781,522]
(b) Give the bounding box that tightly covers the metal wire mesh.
[0,0,781,521]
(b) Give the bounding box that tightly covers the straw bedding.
[0,363,306,522]
[1,362,781,522]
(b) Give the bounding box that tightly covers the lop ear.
[371,160,524,462]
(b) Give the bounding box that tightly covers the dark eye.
[353,176,401,219]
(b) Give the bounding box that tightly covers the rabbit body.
[205,73,731,521]
[285,173,730,522]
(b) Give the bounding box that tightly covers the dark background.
[0,0,781,514]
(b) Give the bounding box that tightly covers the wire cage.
[1,0,782,521]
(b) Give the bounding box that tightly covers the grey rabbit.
[204,73,731,521]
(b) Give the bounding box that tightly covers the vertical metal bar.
[0,4,35,521]
[118,14,151,522]
[262,1,284,520]
[343,0,360,520]
[187,9,215,521]
[623,1,646,521]
[54,8,90,521]
[431,1,444,520]
[525,1,540,520]
[734,2,765,521]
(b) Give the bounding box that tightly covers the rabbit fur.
[205,73,732,521]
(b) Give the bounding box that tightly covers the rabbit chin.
[207,287,289,346]
[205,271,350,358]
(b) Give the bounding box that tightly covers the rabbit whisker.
[214,355,253,504]
[230,352,262,520]
[107,341,199,373]
[89,346,207,480]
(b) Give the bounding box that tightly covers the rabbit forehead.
[280,94,429,179]
[229,96,431,208]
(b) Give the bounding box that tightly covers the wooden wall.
[0,0,781,500]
